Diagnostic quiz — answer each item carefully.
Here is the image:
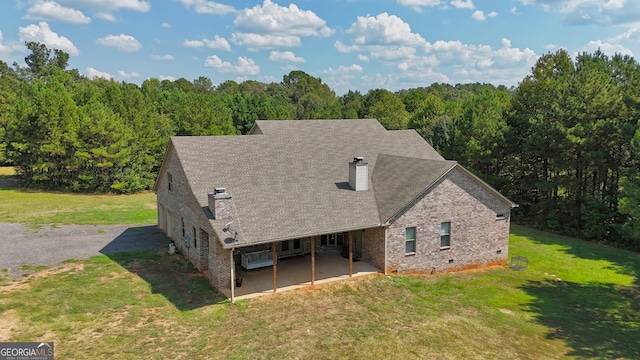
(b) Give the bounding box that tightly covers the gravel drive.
[0,222,167,278]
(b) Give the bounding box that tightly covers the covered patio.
[219,253,380,300]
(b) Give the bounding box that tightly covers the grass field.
[0,226,638,359]
[0,166,15,176]
[0,166,157,226]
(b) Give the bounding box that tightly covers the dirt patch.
[0,309,19,341]
[98,271,133,282]
[0,263,85,292]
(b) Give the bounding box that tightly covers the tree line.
[0,42,638,249]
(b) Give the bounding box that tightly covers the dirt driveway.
[0,222,167,279]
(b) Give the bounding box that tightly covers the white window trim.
[405,226,416,255]
[440,222,451,249]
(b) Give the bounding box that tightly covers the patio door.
[280,238,303,258]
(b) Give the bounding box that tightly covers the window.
[320,233,343,246]
[405,227,416,254]
[440,222,451,248]
[167,173,173,191]
[181,217,185,238]
[496,213,506,220]
[192,226,197,248]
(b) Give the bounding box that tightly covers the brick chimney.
[208,188,232,219]
[349,157,368,191]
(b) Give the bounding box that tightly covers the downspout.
[384,226,388,275]
[230,248,235,303]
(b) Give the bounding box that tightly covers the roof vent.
[349,157,368,191]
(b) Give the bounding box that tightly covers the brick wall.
[210,236,231,290]
[386,167,511,273]
[361,226,385,271]
[157,146,225,287]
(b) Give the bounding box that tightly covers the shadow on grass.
[521,278,640,359]
[0,174,19,189]
[100,227,227,311]
[511,226,640,284]
[513,226,640,358]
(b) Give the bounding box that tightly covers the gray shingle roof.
[373,154,457,224]
[167,119,485,248]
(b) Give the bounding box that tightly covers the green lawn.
[0,166,157,226]
[0,226,638,359]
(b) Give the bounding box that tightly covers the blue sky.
[1,0,639,94]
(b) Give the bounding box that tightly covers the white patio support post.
[230,248,235,303]
[272,242,277,293]
[348,231,353,277]
[311,236,316,285]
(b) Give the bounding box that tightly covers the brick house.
[154,119,516,300]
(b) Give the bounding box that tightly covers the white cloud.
[118,70,140,79]
[418,37,538,86]
[451,0,474,10]
[397,0,441,12]
[158,75,175,81]
[161,22,171,28]
[232,0,334,49]
[96,34,142,52]
[19,22,79,55]
[577,39,633,56]
[178,0,235,14]
[322,64,364,95]
[49,0,150,22]
[94,12,116,21]
[338,64,362,73]
[334,40,360,53]
[517,0,640,27]
[25,1,91,24]
[612,27,640,42]
[269,50,304,63]
[86,67,113,80]
[204,55,260,75]
[231,33,301,49]
[337,13,426,68]
[472,10,497,21]
[57,0,150,12]
[182,35,231,51]
[570,25,639,58]
[333,12,447,89]
[0,30,23,61]
[151,54,174,61]
[346,13,426,46]
[326,64,363,75]
[369,45,417,61]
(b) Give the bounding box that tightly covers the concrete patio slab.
[219,254,380,300]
